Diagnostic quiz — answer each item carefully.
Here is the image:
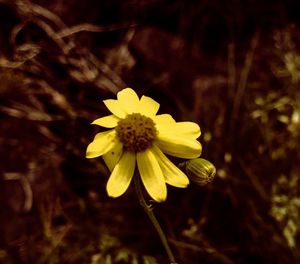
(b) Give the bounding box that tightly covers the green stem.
[134,174,177,264]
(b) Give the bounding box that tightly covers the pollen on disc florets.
[116,113,157,152]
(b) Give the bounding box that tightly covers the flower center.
[116,113,157,152]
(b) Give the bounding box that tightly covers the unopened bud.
[183,158,216,186]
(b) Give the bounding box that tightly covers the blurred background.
[0,0,300,263]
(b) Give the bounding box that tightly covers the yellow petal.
[153,114,175,124]
[103,99,126,118]
[106,151,136,198]
[156,134,202,159]
[103,141,123,171]
[138,95,160,117]
[137,149,166,202]
[91,115,120,128]
[177,122,201,138]
[152,145,189,187]
[86,130,117,158]
[157,122,201,139]
[117,88,140,114]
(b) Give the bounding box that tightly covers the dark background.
[0,0,300,263]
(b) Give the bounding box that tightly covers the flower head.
[86,88,202,202]
[182,158,216,186]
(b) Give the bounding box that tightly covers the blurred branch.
[30,18,71,53]
[227,42,236,99]
[169,238,235,264]
[56,22,137,39]
[230,31,260,132]
[1,0,127,93]
[3,172,33,212]
[0,102,56,121]
[238,158,269,202]
[16,0,67,29]
[0,44,41,68]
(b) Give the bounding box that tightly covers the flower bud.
[184,158,216,186]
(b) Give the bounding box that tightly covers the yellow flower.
[86,88,202,202]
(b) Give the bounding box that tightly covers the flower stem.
[134,174,177,264]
